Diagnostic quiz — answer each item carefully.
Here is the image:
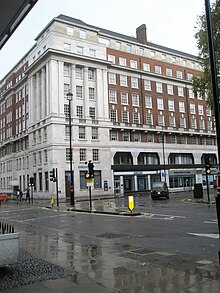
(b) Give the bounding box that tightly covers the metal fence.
[0,222,15,234]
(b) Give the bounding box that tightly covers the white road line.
[188,233,219,239]
[204,221,218,224]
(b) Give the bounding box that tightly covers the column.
[58,61,64,114]
[49,60,59,114]
[134,175,138,191]
[41,67,46,119]
[45,62,49,115]
[29,75,36,124]
[71,65,76,117]
[36,72,40,121]
[96,68,109,120]
[83,67,89,118]
[120,175,124,195]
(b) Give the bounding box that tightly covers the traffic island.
[67,208,141,216]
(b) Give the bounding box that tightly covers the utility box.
[193,183,203,199]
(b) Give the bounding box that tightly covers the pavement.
[0,191,220,292]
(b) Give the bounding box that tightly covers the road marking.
[144,213,186,220]
[188,233,219,239]
[204,221,217,224]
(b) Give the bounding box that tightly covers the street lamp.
[67,90,75,206]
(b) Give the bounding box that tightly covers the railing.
[0,222,15,234]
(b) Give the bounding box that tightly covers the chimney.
[136,24,147,44]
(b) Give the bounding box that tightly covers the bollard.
[128,195,135,212]
[50,195,55,207]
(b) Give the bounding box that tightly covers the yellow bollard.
[50,195,55,207]
[128,195,134,212]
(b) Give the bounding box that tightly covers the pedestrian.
[26,188,30,203]
[16,189,20,201]
[19,190,23,202]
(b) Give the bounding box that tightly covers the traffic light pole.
[89,186,92,210]
[205,169,210,204]
[55,168,59,207]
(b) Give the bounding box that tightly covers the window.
[156,82,163,93]
[169,116,175,127]
[145,96,152,108]
[143,63,150,71]
[64,104,70,119]
[167,84,173,95]
[157,98,164,110]
[190,104,195,114]
[88,68,95,80]
[89,87,95,100]
[44,150,47,163]
[155,66,162,74]
[123,131,130,141]
[132,94,139,106]
[79,30,86,39]
[92,127,98,139]
[110,109,117,121]
[122,111,129,123]
[146,113,153,125]
[76,67,83,79]
[76,86,83,98]
[64,43,71,51]
[64,64,70,76]
[151,51,155,58]
[130,60,137,69]
[76,105,83,118]
[108,73,116,84]
[121,92,128,104]
[198,105,204,115]
[79,126,86,139]
[170,135,176,143]
[45,171,49,191]
[134,132,141,142]
[180,136,187,144]
[89,107,96,120]
[79,148,86,161]
[131,77,138,88]
[33,153,36,165]
[116,41,121,49]
[158,115,164,126]
[64,83,70,97]
[166,68,172,77]
[207,120,212,131]
[120,75,127,86]
[188,88,194,99]
[178,86,184,96]
[109,90,117,103]
[199,119,204,129]
[172,56,176,64]
[93,149,99,161]
[133,112,140,124]
[89,49,96,57]
[126,44,132,52]
[191,62,195,69]
[67,27,74,35]
[119,57,126,66]
[176,71,183,79]
[144,80,151,91]
[206,108,211,116]
[180,117,186,128]
[108,54,115,63]
[179,101,185,112]
[38,151,42,165]
[187,73,193,81]
[168,100,175,111]
[191,117,197,129]
[139,48,144,55]
[110,130,118,141]
[77,46,83,54]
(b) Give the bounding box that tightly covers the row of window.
[108,55,194,81]
[65,25,199,69]
[66,148,99,162]
[110,130,215,145]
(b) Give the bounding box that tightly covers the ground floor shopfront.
[113,167,218,195]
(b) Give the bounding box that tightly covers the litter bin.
[193,183,203,198]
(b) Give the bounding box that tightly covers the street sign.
[128,195,134,212]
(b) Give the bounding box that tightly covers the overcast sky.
[0,0,208,80]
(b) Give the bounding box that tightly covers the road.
[0,191,220,292]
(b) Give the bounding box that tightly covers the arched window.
[138,153,159,165]
[168,153,194,165]
[114,152,133,165]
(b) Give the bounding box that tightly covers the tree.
[193,0,220,110]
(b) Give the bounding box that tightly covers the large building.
[0,15,218,199]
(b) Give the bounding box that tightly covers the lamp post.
[204,0,220,237]
[67,90,75,206]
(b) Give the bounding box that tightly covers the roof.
[57,14,197,60]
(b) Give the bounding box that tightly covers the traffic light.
[88,160,94,178]
[50,168,56,182]
[205,155,212,174]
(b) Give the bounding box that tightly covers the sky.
[0,0,208,80]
